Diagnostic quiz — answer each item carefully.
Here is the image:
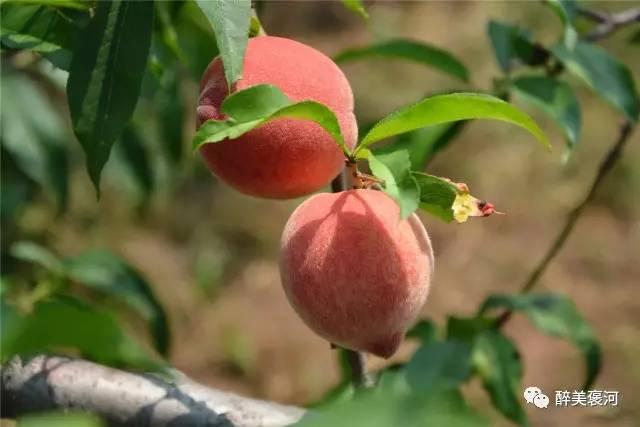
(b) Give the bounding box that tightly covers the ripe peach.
[197,36,358,199]
[279,189,434,358]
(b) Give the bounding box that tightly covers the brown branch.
[579,7,640,42]
[1,355,304,427]
[496,121,634,327]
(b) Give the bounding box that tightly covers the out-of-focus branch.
[496,121,634,327]
[1,355,305,427]
[578,7,640,42]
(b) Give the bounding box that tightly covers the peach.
[197,36,358,199]
[279,189,434,358]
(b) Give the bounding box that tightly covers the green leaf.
[335,39,468,82]
[630,29,640,45]
[117,126,155,200]
[406,340,473,393]
[511,75,581,151]
[391,122,465,170]
[0,4,79,70]
[66,0,154,194]
[487,21,542,73]
[155,73,185,165]
[295,386,487,427]
[172,1,219,79]
[480,293,601,388]
[412,172,458,222]
[65,250,170,356]
[194,0,251,86]
[4,0,90,11]
[551,41,639,122]
[1,71,69,209]
[446,316,493,342]
[544,0,578,48]
[1,297,163,370]
[406,319,437,343]
[18,411,105,427]
[367,149,419,219]
[341,0,368,20]
[10,241,64,275]
[473,330,527,426]
[355,92,550,156]
[193,84,349,157]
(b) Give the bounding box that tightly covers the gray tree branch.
[1,355,305,427]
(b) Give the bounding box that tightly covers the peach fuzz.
[279,189,434,358]
[197,36,358,199]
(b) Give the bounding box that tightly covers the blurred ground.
[30,1,640,426]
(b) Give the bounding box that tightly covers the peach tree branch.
[1,355,304,427]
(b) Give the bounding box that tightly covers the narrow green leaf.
[412,172,458,223]
[367,149,419,219]
[1,71,69,209]
[551,41,639,122]
[10,241,64,275]
[1,297,163,370]
[341,0,368,20]
[511,75,581,150]
[473,330,527,426]
[335,39,468,81]
[194,0,251,86]
[481,293,601,388]
[0,4,78,70]
[406,340,473,393]
[18,412,105,427]
[487,21,541,73]
[356,92,550,155]
[193,85,349,157]
[117,126,155,200]
[65,250,170,356]
[4,0,90,10]
[66,0,154,194]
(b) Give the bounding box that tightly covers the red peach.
[197,36,358,199]
[279,189,434,358]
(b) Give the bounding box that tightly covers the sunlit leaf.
[67,0,154,194]
[481,293,601,388]
[18,411,104,427]
[194,0,251,86]
[551,41,639,122]
[335,39,468,81]
[367,149,419,219]
[355,92,550,156]
[341,0,368,20]
[193,85,349,157]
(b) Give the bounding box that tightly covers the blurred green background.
[2,1,639,426]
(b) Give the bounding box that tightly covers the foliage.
[1,0,638,426]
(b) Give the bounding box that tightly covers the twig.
[1,355,304,427]
[579,7,640,42]
[496,121,634,327]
